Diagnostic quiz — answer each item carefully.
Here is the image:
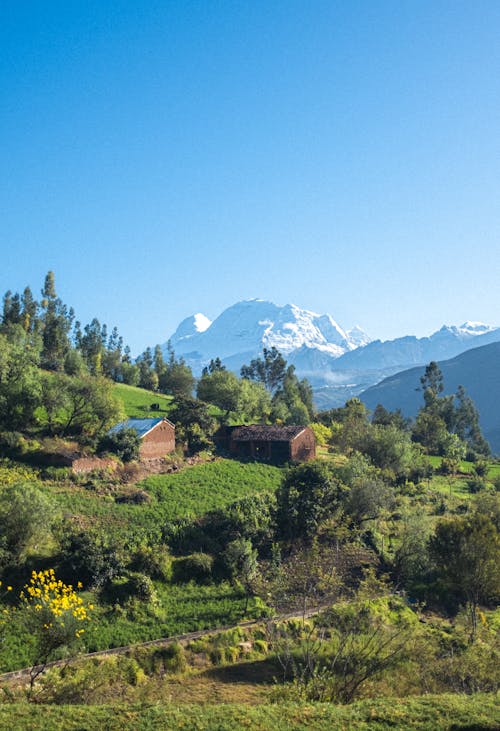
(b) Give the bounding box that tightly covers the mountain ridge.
[161,300,499,407]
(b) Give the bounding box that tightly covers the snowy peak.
[347,325,372,348]
[166,299,368,366]
[456,321,497,336]
[171,312,212,343]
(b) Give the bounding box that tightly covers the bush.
[99,427,140,462]
[173,553,214,583]
[126,572,157,603]
[131,642,187,675]
[130,545,172,581]
[253,639,268,654]
[467,477,486,494]
[115,488,151,505]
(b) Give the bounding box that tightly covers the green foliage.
[276,461,346,542]
[0,330,42,430]
[429,513,500,638]
[99,427,140,462]
[173,552,214,583]
[156,341,195,398]
[59,528,125,591]
[168,397,216,453]
[0,483,55,568]
[240,346,287,393]
[413,363,489,456]
[309,422,332,446]
[129,544,172,581]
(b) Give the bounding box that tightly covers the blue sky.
[1,1,499,353]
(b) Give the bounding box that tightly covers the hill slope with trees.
[360,342,500,453]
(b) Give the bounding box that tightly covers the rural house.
[218,424,316,464]
[109,417,176,459]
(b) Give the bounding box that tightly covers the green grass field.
[0,694,498,730]
[0,458,283,670]
[36,459,282,542]
[113,383,174,418]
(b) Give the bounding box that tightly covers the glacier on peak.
[158,300,499,410]
[165,299,367,366]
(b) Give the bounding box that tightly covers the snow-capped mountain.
[166,300,368,368]
[161,300,499,409]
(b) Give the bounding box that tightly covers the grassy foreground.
[0,694,498,730]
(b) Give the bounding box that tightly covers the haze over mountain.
[162,300,500,407]
[360,341,500,454]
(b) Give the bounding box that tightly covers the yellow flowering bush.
[21,568,91,637]
[15,569,93,687]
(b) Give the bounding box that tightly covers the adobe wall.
[72,457,118,474]
[290,428,316,462]
[140,421,176,459]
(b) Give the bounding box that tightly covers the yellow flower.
[7,586,12,591]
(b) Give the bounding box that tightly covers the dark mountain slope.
[360,341,500,453]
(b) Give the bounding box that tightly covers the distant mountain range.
[360,341,500,454]
[162,299,500,408]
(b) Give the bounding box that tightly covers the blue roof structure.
[108,418,166,439]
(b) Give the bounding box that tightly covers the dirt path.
[0,606,325,682]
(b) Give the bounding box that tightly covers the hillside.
[360,341,500,452]
[113,383,173,418]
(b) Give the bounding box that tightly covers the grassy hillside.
[0,694,498,730]
[0,458,283,669]
[113,383,174,418]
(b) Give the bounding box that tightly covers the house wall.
[140,421,176,459]
[290,428,316,462]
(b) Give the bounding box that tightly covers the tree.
[361,424,415,475]
[276,462,346,543]
[454,385,490,457]
[223,538,259,613]
[0,484,55,569]
[40,271,74,371]
[197,369,241,421]
[59,376,123,438]
[169,397,216,453]
[237,378,272,422]
[372,404,409,431]
[441,433,466,479]
[429,514,500,641]
[412,409,449,454]
[59,528,125,591]
[202,357,226,376]
[326,398,370,453]
[241,347,287,393]
[342,477,394,529]
[159,343,195,398]
[0,330,42,430]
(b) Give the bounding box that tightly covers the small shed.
[221,424,316,464]
[109,418,176,459]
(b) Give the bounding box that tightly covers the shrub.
[467,477,486,494]
[253,639,268,654]
[99,427,140,462]
[131,642,186,675]
[115,488,151,505]
[130,545,172,581]
[126,572,157,603]
[173,553,214,584]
